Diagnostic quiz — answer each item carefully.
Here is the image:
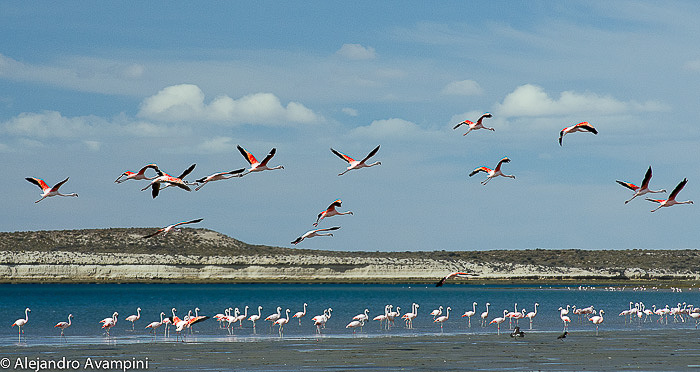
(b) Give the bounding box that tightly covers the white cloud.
[342,107,358,117]
[441,79,483,96]
[83,140,101,151]
[336,44,377,60]
[2,111,98,138]
[350,118,428,139]
[138,84,323,125]
[496,84,667,117]
[196,136,235,154]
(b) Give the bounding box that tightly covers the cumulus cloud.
[336,44,377,60]
[441,79,483,96]
[350,118,428,139]
[2,111,98,138]
[138,84,322,125]
[342,107,359,117]
[496,84,667,117]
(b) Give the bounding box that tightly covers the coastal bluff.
[0,228,699,283]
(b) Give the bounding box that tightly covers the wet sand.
[2,329,699,371]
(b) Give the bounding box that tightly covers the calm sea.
[1,283,698,346]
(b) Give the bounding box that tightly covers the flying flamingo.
[435,272,472,287]
[480,303,490,327]
[274,309,291,336]
[647,178,693,212]
[100,312,118,336]
[434,306,452,331]
[141,164,196,198]
[589,309,604,335]
[526,303,539,329]
[469,157,515,185]
[490,310,508,335]
[194,168,245,191]
[461,302,477,328]
[125,307,141,330]
[54,314,73,337]
[313,199,353,227]
[237,145,284,176]
[25,177,78,203]
[617,166,666,204]
[559,121,597,146]
[145,312,165,335]
[248,306,263,333]
[291,226,340,245]
[331,145,381,176]
[430,305,443,320]
[142,218,204,238]
[453,112,494,135]
[292,303,307,325]
[12,308,30,342]
[115,164,159,183]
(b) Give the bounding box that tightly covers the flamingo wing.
[640,166,653,189]
[291,236,304,245]
[453,120,473,130]
[360,145,380,163]
[26,177,50,191]
[173,218,204,227]
[576,122,598,134]
[142,229,165,239]
[331,148,355,163]
[558,129,566,146]
[435,276,448,287]
[177,164,196,179]
[478,112,493,122]
[328,199,342,209]
[616,180,639,191]
[318,226,341,233]
[259,148,277,166]
[237,145,258,165]
[669,178,688,200]
[139,163,159,174]
[50,177,70,192]
[469,167,491,177]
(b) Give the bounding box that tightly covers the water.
[1,283,699,346]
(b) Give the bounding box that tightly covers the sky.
[2,1,700,252]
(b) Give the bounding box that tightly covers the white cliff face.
[0,249,663,282]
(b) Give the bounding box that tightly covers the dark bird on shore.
[557,331,568,340]
[435,272,473,287]
[510,326,525,338]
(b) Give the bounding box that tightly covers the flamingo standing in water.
[461,302,477,328]
[237,145,284,176]
[386,306,401,329]
[617,166,666,204]
[292,303,307,325]
[435,272,472,287]
[145,312,165,335]
[373,306,389,330]
[434,307,451,331]
[25,177,78,203]
[526,303,539,329]
[559,121,597,146]
[274,309,291,336]
[291,226,340,245]
[480,303,490,327]
[490,310,508,335]
[142,218,204,238]
[561,314,572,331]
[313,199,353,227]
[469,157,515,185]
[141,164,196,198]
[453,112,494,135]
[346,319,365,334]
[430,306,443,320]
[125,307,141,330]
[12,308,30,342]
[402,303,419,329]
[234,306,248,327]
[647,178,693,212]
[100,312,118,336]
[353,309,370,324]
[589,310,604,335]
[54,314,73,336]
[331,145,381,176]
[265,307,282,332]
[194,168,245,191]
[115,164,159,183]
[248,306,263,332]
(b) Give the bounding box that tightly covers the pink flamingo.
[234,306,248,327]
[561,314,571,330]
[12,308,30,342]
[194,168,245,191]
[469,157,515,185]
[100,312,118,336]
[617,166,666,204]
[292,303,307,325]
[559,121,597,146]
[237,145,284,176]
[141,164,196,198]
[291,226,340,245]
[402,303,419,329]
[435,272,472,287]
[373,306,388,330]
[526,303,539,329]
[453,112,494,135]
[145,312,165,335]
[331,145,381,176]
[265,307,282,332]
[54,314,73,337]
[115,164,159,183]
[430,305,443,320]
[313,199,353,227]
[647,178,693,212]
[248,306,263,333]
[142,218,203,238]
[25,177,78,203]
[480,302,490,327]
[490,310,508,335]
[589,310,604,335]
[434,307,451,331]
[125,307,141,330]
[274,309,291,336]
[461,302,477,328]
[346,319,365,334]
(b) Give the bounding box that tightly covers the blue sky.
[2,1,700,251]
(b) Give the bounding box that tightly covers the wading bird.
[434,307,451,331]
[469,157,515,185]
[100,312,118,336]
[589,309,604,335]
[647,178,693,212]
[54,314,73,337]
[125,307,141,330]
[331,145,381,176]
[510,326,525,338]
[248,306,263,332]
[292,303,307,325]
[480,303,490,327]
[115,164,159,183]
[12,308,30,342]
[291,226,340,245]
[435,272,471,287]
[617,166,666,204]
[194,168,245,191]
[145,312,165,335]
[559,122,597,146]
[237,146,284,176]
[141,164,196,198]
[313,199,353,227]
[490,310,508,335]
[526,303,539,329]
[453,112,494,135]
[462,302,477,328]
[142,218,204,239]
[25,177,78,203]
[274,309,291,336]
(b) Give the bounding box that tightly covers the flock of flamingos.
[11,299,700,343]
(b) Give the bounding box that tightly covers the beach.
[1,329,698,371]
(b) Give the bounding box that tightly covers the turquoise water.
[1,283,698,345]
